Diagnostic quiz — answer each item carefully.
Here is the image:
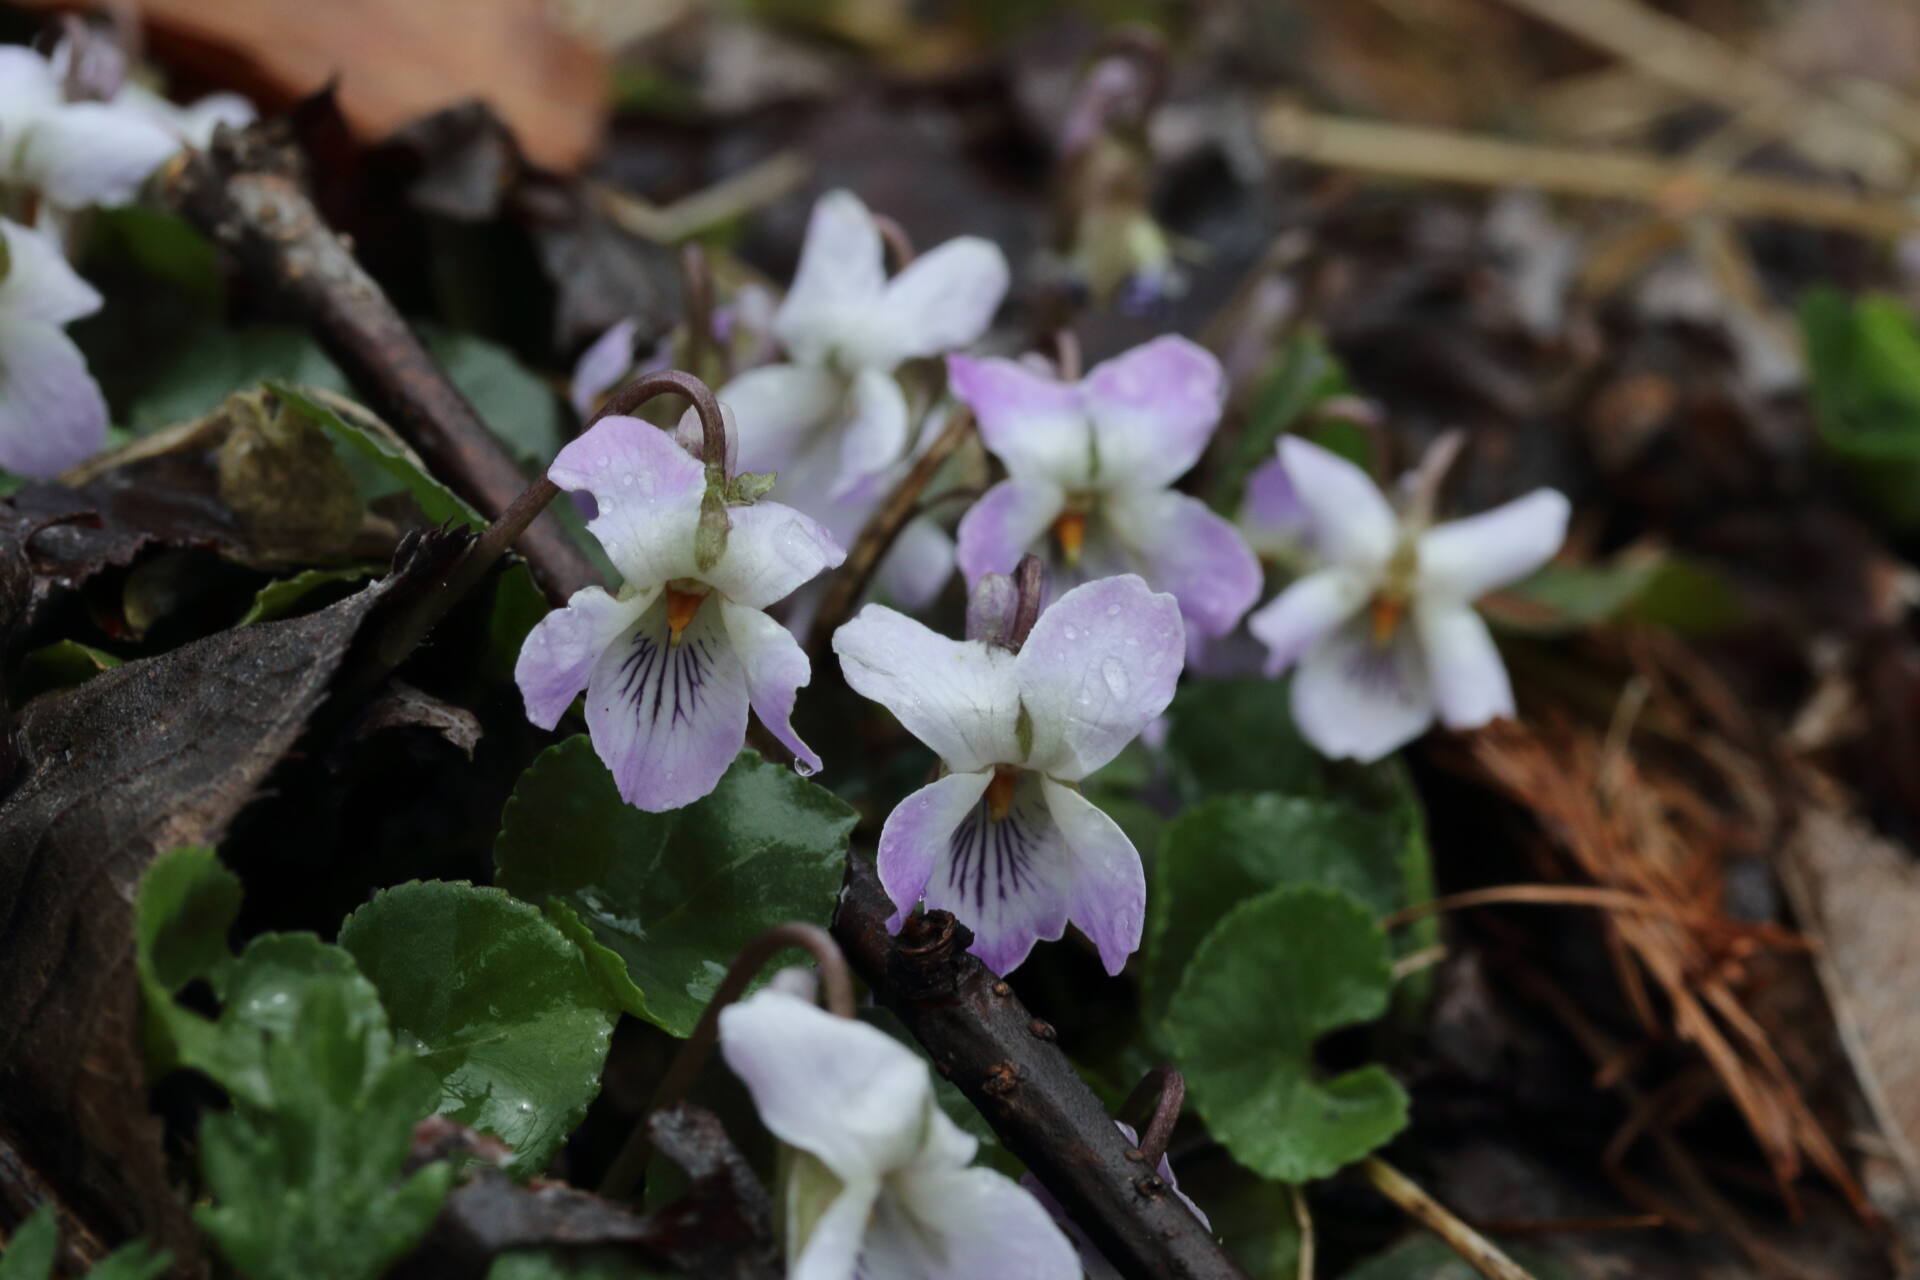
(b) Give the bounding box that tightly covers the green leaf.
[84,1244,172,1280]
[1145,794,1408,1034]
[129,328,347,432]
[1164,677,1324,799]
[1801,288,1920,526]
[0,1208,170,1280]
[12,639,122,702]
[133,849,452,1280]
[193,971,453,1280]
[495,741,856,1037]
[487,1249,673,1280]
[424,330,564,469]
[0,1206,56,1280]
[268,382,484,529]
[1165,885,1408,1183]
[134,845,242,1069]
[1493,553,1742,637]
[239,566,382,626]
[339,881,619,1174]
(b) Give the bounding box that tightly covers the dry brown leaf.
[19,0,607,171]
[1777,808,1920,1208]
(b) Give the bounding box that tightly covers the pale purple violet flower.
[718,988,1078,1280]
[514,415,845,811]
[0,217,107,475]
[720,188,1007,518]
[948,336,1260,639]
[1247,436,1569,763]
[832,574,1184,975]
[0,42,181,215]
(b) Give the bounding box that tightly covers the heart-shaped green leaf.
[338,880,619,1174]
[1165,884,1408,1183]
[494,741,855,1037]
[1145,793,1408,1034]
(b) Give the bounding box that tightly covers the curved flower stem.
[364,369,729,690]
[870,213,917,270]
[1117,1065,1185,1168]
[679,242,716,380]
[590,368,731,471]
[599,922,855,1201]
[1363,1157,1539,1280]
[805,407,975,655]
[1007,553,1046,651]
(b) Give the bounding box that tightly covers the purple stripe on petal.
[876,771,993,933]
[515,585,649,729]
[922,771,1071,976]
[585,594,749,811]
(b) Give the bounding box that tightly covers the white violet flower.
[718,987,1078,1280]
[832,573,1184,975]
[1247,435,1569,762]
[0,217,108,475]
[515,413,845,811]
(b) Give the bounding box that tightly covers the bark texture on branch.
[159,127,597,602]
[834,860,1251,1280]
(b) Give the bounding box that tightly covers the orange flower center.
[666,586,707,645]
[985,764,1022,821]
[1052,510,1088,567]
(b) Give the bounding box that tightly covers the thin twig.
[592,150,810,244]
[1260,106,1920,238]
[159,128,597,602]
[1380,883,1710,931]
[1363,1158,1539,1280]
[834,861,1249,1280]
[679,242,714,381]
[600,923,854,1201]
[805,408,975,653]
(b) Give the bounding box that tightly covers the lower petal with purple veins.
[585,592,749,812]
[515,585,652,729]
[1290,616,1435,763]
[920,771,1073,976]
[1040,779,1145,976]
[719,600,822,775]
[875,771,994,932]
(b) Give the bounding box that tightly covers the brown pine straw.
[1442,713,1874,1229]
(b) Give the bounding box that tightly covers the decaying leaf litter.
[2,0,1920,1277]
